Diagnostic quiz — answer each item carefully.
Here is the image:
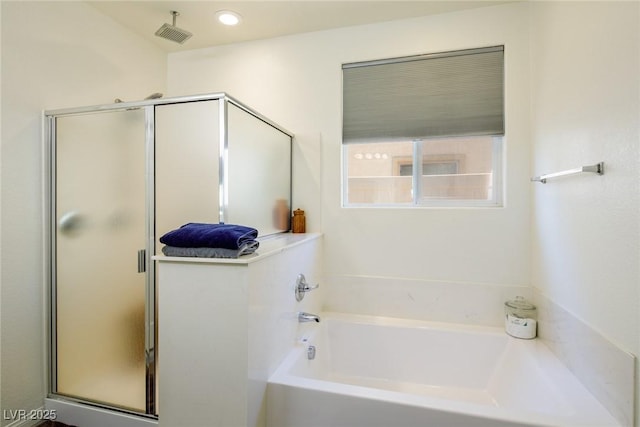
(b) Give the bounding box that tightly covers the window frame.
[341,136,504,208]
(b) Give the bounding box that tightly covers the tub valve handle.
[295,274,319,301]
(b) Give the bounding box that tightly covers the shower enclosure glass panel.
[154,100,220,251]
[54,109,147,412]
[227,103,292,234]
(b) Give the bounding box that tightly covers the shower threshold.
[45,398,157,427]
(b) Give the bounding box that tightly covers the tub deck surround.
[534,292,636,427]
[155,232,321,265]
[268,313,620,427]
[155,233,323,427]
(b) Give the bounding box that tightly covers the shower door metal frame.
[45,103,158,418]
[143,106,157,415]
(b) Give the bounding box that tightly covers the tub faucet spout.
[298,312,321,323]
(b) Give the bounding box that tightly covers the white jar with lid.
[504,296,537,339]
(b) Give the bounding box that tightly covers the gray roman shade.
[342,46,504,144]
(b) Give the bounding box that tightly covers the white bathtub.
[267,313,619,427]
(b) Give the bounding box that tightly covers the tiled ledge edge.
[323,274,531,327]
[535,291,635,427]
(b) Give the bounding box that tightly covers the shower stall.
[44,93,293,421]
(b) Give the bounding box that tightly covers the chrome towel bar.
[531,162,604,184]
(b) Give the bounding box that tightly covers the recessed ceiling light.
[216,10,242,26]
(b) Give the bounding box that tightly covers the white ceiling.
[88,1,510,53]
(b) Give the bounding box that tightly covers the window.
[344,136,501,206]
[342,46,504,207]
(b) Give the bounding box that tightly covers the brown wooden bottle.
[292,209,306,233]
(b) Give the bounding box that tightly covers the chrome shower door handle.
[137,249,146,273]
[295,274,319,301]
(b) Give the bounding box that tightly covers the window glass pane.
[345,141,414,204]
[420,136,495,201]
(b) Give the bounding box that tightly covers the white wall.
[0,1,166,423]
[530,1,639,423]
[167,1,532,290]
[531,0,639,357]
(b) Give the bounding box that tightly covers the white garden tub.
[267,313,619,427]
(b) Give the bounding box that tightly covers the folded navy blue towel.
[159,223,258,250]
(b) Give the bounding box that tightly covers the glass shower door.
[53,109,150,413]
